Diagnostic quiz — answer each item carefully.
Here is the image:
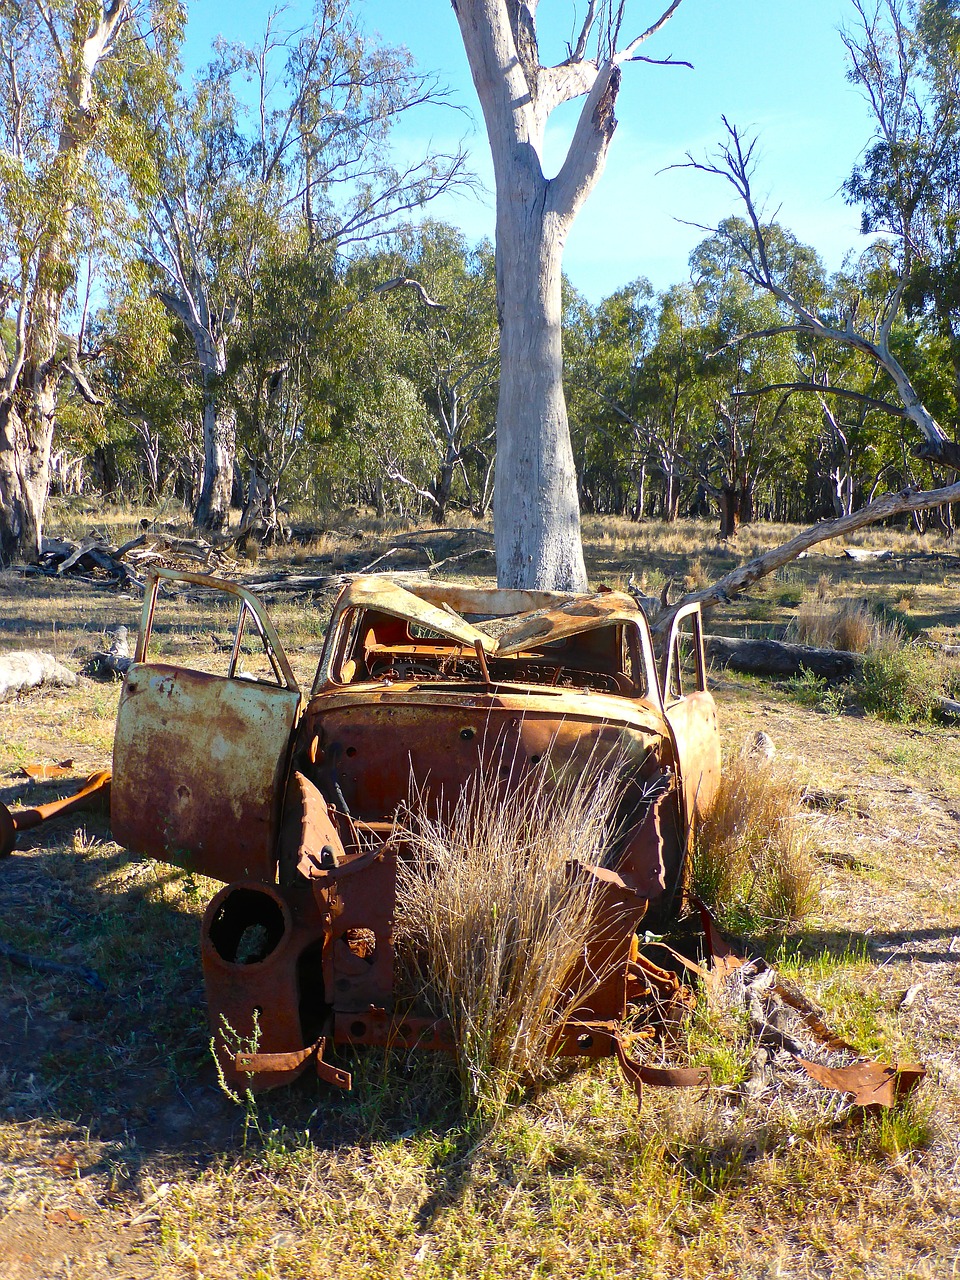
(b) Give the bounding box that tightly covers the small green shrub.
[857,646,944,722]
[785,669,846,716]
[775,583,805,608]
[872,598,925,639]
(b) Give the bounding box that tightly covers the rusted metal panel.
[1,771,111,859]
[112,663,300,882]
[296,698,665,825]
[662,603,721,826]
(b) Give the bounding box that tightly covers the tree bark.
[718,484,741,539]
[453,0,645,591]
[494,198,587,588]
[0,1,129,564]
[0,397,54,564]
[195,384,235,531]
[191,335,234,531]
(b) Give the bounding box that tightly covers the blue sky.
[184,0,877,302]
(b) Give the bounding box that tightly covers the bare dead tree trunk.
[453,0,686,590]
[654,478,960,634]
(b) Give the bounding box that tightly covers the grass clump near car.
[857,644,958,723]
[692,751,818,934]
[395,758,628,1119]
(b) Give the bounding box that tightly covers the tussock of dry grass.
[693,752,818,932]
[394,759,629,1117]
[790,596,904,654]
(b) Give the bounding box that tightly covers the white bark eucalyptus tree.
[0,0,179,563]
[134,2,469,534]
[452,0,687,589]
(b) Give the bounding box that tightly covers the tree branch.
[730,382,909,418]
[653,480,960,634]
[614,0,686,64]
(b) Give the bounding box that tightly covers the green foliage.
[857,645,946,721]
[785,670,846,717]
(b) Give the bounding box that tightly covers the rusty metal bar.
[138,569,300,691]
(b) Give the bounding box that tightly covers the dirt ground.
[1,514,959,1278]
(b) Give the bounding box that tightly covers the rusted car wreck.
[10,571,723,1095]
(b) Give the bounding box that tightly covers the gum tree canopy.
[452,0,686,590]
[0,1,178,564]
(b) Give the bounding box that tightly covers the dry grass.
[789,596,904,653]
[693,751,819,932]
[394,758,629,1117]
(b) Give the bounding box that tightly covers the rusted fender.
[0,771,112,858]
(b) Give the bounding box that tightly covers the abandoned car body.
[107,572,721,1092]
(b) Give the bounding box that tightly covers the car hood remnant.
[43,570,720,1101]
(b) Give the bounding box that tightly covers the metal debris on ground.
[697,901,925,1113]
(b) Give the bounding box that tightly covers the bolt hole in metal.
[576,1034,594,1052]
[350,1020,366,1037]
[345,745,358,757]
[459,727,475,740]
[209,888,286,965]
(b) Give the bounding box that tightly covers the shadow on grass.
[757,925,960,968]
[0,807,477,1193]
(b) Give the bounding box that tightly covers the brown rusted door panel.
[663,691,720,828]
[112,663,300,882]
[662,604,721,828]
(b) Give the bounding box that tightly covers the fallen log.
[843,547,893,561]
[84,626,133,680]
[0,652,78,701]
[705,635,861,680]
[705,635,960,722]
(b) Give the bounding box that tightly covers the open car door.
[111,570,301,883]
[660,603,721,833]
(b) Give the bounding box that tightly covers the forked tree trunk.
[453,0,651,593]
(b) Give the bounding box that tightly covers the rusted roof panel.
[335,576,496,651]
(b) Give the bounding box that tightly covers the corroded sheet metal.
[661,603,721,826]
[297,698,665,824]
[494,594,643,655]
[103,572,727,1100]
[663,691,721,827]
[1,771,111,859]
[332,576,496,651]
[306,682,668,730]
[112,663,300,882]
